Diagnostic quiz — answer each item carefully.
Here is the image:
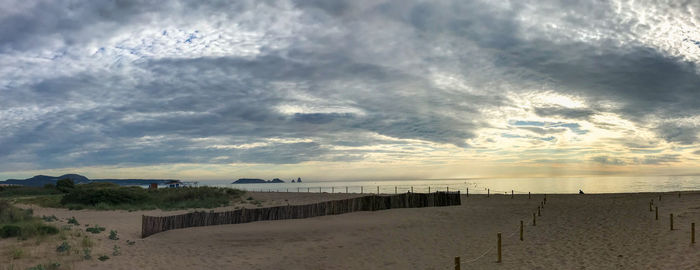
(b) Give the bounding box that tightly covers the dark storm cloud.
[533,106,597,120]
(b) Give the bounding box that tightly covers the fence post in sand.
[649,201,653,212]
[693,223,696,244]
[538,206,541,216]
[447,187,449,192]
[497,232,502,263]
[346,186,348,193]
[466,187,469,197]
[377,186,379,194]
[332,187,334,193]
[671,214,674,230]
[678,192,681,198]
[455,257,460,270]
[659,194,661,201]
[395,186,397,194]
[488,189,490,197]
[528,192,531,199]
[544,194,547,204]
[307,187,310,193]
[320,187,322,193]
[429,186,431,193]
[511,190,513,199]
[533,213,536,226]
[361,186,363,194]
[655,206,658,220]
[411,186,413,193]
[520,220,524,241]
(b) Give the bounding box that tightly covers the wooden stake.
[679,192,681,198]
[538,206,541,216]
[395,186,397,194]
[520,220,523,241]
[488,189,490,197]
[411,186,413,193]
[511,190,513,199]
[447,187,449,192]
[307,187,310,193]
[455,257,460,270]
[649,201,653,212]
[497,232,502,263]
[332,187,334,193]
[655,206,658,220]
[319,187,322,193]
[544,194,547,204]
[693,223,696,244]
[346,186,348,193]
[429,186,431,193]
[466,187,469,197]
[377,186,379,194]
[671,213,674,230]
[528,192,531,199]
[533,213,536,226]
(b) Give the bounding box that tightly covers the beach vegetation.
[55,241,71,253]
[98,255,110,261]
[108,230,118,240]
[55,178,75,193]
[85,225,105,234]
[0,200,58,239]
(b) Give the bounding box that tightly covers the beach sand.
[4,191,700,269]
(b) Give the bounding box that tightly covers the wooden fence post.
[693,223,696,244]
[447,187,449,192]
[528,192,531,199]
[649,201,653,212]
[429,186,431,193]
[655,206,658,220]
[511,190,513,199]
[497,232,502,263]
[346,186,348,193]
[544,194,547,204]
[488,189,490,197]
[671,213,674,230]
[307,187,310,193]
[538,206,541,216]
[520,220,523,241]
[533,213,536,226]
[377,186,379,194]
[320,187,322,193]
[466,187,469,197]
[395,186,397,194]
[411,186,414,193]
[455,257,460,270]
[361,186,363,194]
[332,187,334,193]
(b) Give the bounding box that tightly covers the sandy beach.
[4,191,700,269]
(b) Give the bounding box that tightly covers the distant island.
[0,174,183,187]
[232,178,285,184]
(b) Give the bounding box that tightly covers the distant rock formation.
[232,178,285,184]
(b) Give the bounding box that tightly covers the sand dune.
[5,191,700,269]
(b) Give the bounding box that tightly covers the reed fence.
[142,191,461,238]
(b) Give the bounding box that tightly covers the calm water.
[195,175,700,194]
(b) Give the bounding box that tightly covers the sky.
[1,0,700,181]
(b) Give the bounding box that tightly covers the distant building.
[166,180,182,188]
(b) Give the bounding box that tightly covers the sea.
[194,175,700,194]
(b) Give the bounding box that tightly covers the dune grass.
[0,200,58,240]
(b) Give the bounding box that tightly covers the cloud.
[1,0,700,176]
[591,156,626,166]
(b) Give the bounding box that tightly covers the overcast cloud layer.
[1,0,700,180]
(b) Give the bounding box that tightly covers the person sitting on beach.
[579,189,585,194]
